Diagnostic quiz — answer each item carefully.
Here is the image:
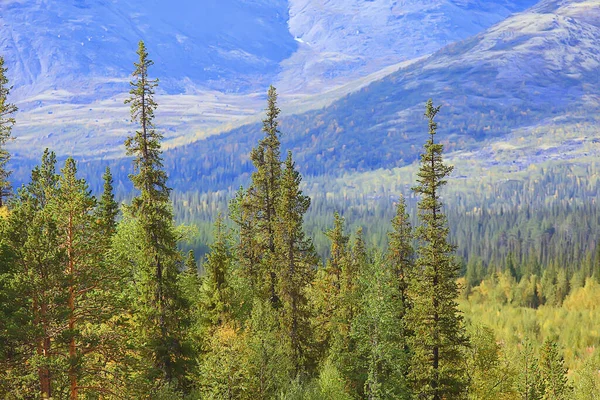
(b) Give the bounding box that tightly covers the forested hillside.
[1,42,599,399]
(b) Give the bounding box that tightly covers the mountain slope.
[152,0,600,192]
[2,0,538,158]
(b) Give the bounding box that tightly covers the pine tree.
[516,340,544,400]
[124,40,184,386]
[233,85,283,305]
[50,158,121,399]
[0,150,64,398]
[0,56,17,208]
[407,100,468,399]
[275,151,319,375]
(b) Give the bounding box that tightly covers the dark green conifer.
[235,85,283,305]
[387,196,413,317]
[407,100,468,399]
[275,151,319,375]
[200,215,233,328]
[96,166,119,239]
[124,40,184,385]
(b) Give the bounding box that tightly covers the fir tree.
[407,100,468,399]
[387,196,414,321]
[0,56,17,208]
[275,151,319,375]
[200,215,233,329]
[124,40,184,385]
[312,212,350,353]
[234,85,283,305]
[95,166,119,239]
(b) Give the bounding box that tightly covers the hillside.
[150,0,600,193]
[1,0,537,158]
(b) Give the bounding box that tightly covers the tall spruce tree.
[275,151,319,375]
[0,56,17,208]
[234,85,283,305]
[124,40,184,385]
[407,100,468,399]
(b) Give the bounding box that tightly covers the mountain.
[1,0,537,158]
[148,0,600,193]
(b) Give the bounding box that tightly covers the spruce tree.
[312,212,350,352]
[387,196,414,320]
[275,151,319,375]
[124,40,184,385]
[353,253,409,399]
[407,100,467,399]
[233,85,283,305]
[200,215,233,329]
[95,166,119,239]
[0,56,17,208]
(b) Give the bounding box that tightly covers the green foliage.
[96,166,119,239]
[122,40,188,388]
[2,88,599,400]
[276,151,319,375]
[407,100,468,399]
[540,338,572,400]
[352,253,409,399]
[0,56,17,207]
[464,324,516,399]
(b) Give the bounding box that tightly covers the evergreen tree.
[353,253,409,400]
[200,215,234,330]
[0,56,17,208]
[387,196,414,323]
[96,166,119,239]
[233,85,283,305]
[124,40,185,386]
[516,340,544,400]
[275,151,319,375]
[246,299,292,399]
[0,150,65,398]
[312,212,350,353]
[407,100,468,399]
[50,158,123,399]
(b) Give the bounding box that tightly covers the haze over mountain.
[149,0,600,193]
[1,0,537,158]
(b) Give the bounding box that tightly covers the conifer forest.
[1,35,600,399]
